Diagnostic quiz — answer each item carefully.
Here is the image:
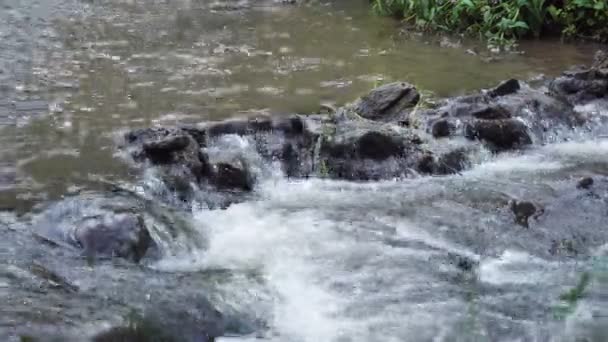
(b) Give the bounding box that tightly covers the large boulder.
[354,82,420,121]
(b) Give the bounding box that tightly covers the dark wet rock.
[488,79,520,97]
[212,162,254,191]
[315,120,426,180]
[465,119,532,151]
[143,134,191,164]
[429,79,582,148]
[34,195,155,263]
[431,119,452,138]
[416,149,470,175]
[127,127,208,177]
[124,127,213,200]
[435,149,470,174]
[509,200,542,228]
[577,177,594,189]
[356,131,404,160]
[354,82,420,120]
[75,213,153,263]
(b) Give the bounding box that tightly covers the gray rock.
[355,82,420,120]
[34,195,155,263]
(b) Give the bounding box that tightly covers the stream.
[1,0,608,341]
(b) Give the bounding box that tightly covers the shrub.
[372,0,608,48]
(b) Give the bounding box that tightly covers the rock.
[465,119,532,151]
[212,162,253,191]
[356,131,404,160]
[577,177,594,189]
[509,200,541,228]
[355,82,420,120]
[416,149,469,175]
[124,127,213,200]
[34,195,155,263]
[435,149,469,174]
[75,213,153,263]
[470,106,511,120]
[431,119,452,138]
[317,122,424,180]
[488,79,520,97]
[143,133,191,164]
[549,54,608,105]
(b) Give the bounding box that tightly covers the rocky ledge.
[119,51,608,204]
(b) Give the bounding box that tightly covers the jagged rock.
[465,119,532,150]
[354,82,420,120]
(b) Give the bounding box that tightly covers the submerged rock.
[509,200,542,228]
[577,177,594,189]
[34,194,155,263]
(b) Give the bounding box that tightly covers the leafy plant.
[372,0,608,48]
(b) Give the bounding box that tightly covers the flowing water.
[1,0,608,341]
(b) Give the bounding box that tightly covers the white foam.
[154,197,351,342]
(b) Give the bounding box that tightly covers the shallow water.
[2,0,608,341]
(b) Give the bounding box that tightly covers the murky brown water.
[1,0,600,211]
